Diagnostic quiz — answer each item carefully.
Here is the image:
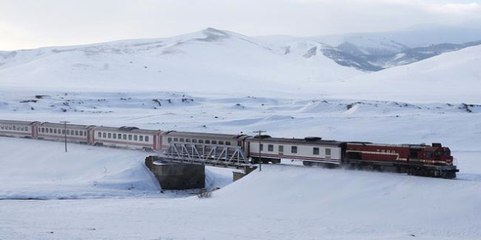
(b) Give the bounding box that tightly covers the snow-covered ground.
[0,138,233,200]
[1,89,481,239]
[0,137,480,239]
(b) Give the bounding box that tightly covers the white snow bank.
[0,138,233,199]
[1,153,480,239]
[0,137,159,199]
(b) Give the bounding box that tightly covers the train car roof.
[252,137,343,146]
[94,125,160,134]
[40,122,92,128]
[164,131,246,139]
[347,142,438,148]
[0,119,39,125]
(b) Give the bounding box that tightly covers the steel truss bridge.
[156,142,255,171]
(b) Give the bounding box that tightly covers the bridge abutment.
[145,157,205,190]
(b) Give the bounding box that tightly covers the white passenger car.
[37,122,91,144]
[246,136,343,165]
[161,131,248,150]
[0,120,39,138]
[93,126,161,151]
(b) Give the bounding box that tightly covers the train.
[0,119,459,179]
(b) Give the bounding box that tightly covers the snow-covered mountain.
[1,27,481,102]
[0,28,362,95]
[337,44,481,103]
[260,27,481,71]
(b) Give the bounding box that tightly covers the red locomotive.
[344,142,458,178]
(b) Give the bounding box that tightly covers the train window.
[211,140,216,144]
[54,129,57,134]
[168,137,172,143]
[279,145,284,152]
[260,144,264,151]
[199,139,204,143]
[444,149,451,156]
[118,134,121,139]
[107,133,111,138]
[186,139,190,142]
[50,128,53,133]
[268,144,274,152]
[192,139,197,143]
[145,136,149,142]
[128,135,132,140]
[179,138,184,142]
[139,135,143,141]
[173,138,178,142]
[325,148,331,156]
[291,146,298,154]
[123,134,127,140]
[103,132,106,138]
[134,135,138,141]
[113,133,117,139]
[425,151,432,158]
[41,128,44,133]
[313,147,319,155]
[226,141,231,146]
[75,130,79,136]
[62,130,65,134]
[98,132,101,138]
[219,141,224,145]
[205,140,210,144]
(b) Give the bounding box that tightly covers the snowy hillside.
[0,28,362,95]
[338,45,481,103]
[0,138,233,200]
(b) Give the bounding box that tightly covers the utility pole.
[60,121,69,152]
[253,130,265,171]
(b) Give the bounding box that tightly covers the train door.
[87,128,95,145]
[153,133,159,150]
[409,148,419,163]
[31,122,39,139]
[278,145,284,157]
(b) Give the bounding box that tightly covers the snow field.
[0,149,480,240]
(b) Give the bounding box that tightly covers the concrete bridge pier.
[145,157,205,190]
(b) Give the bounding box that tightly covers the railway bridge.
[145,142,257,190]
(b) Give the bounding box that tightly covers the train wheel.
[303,161,314,166]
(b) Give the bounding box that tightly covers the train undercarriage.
[251,157,458,179]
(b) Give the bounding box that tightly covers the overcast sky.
[1,0,481,50]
